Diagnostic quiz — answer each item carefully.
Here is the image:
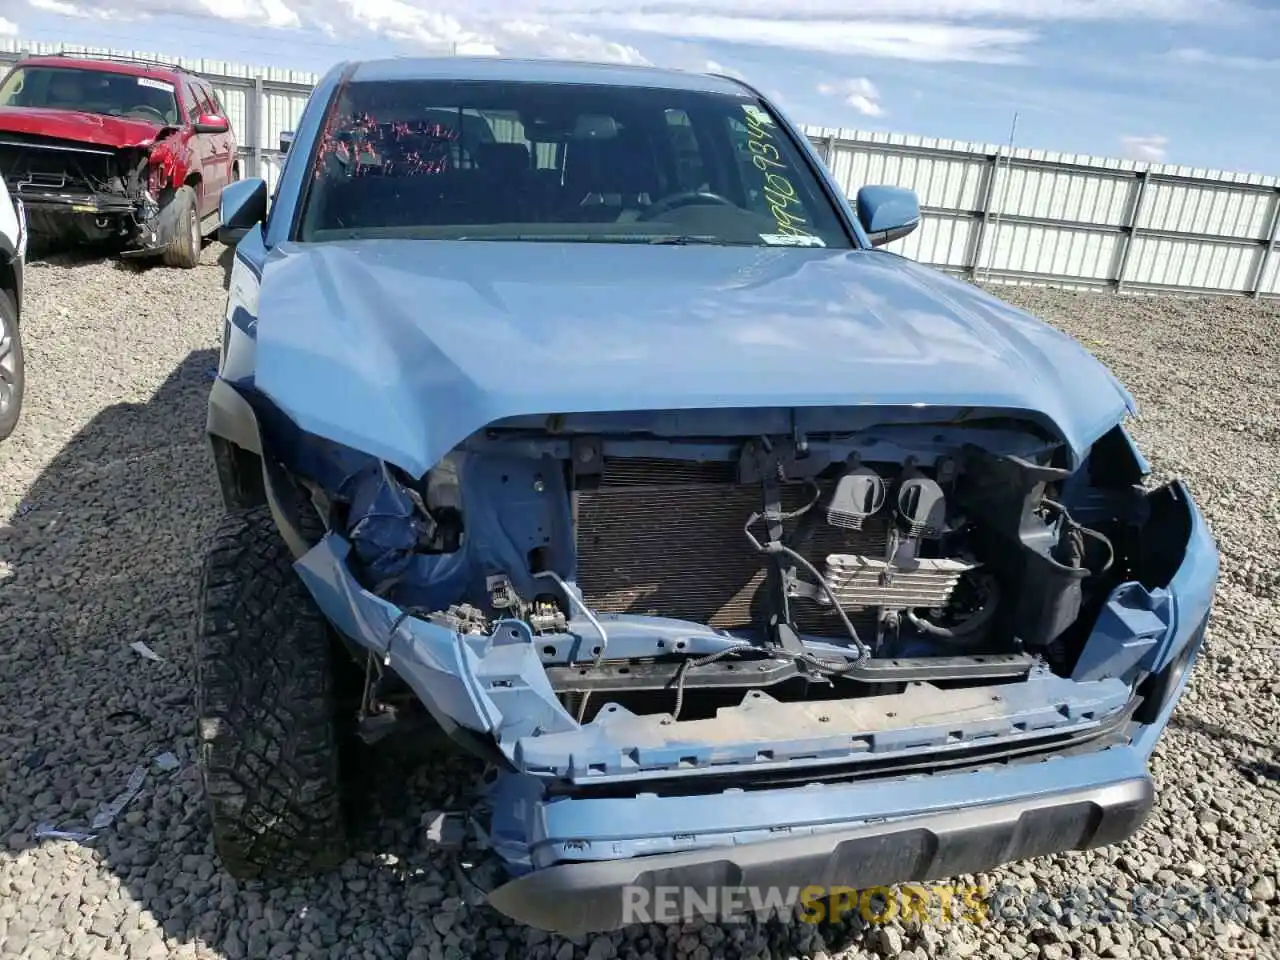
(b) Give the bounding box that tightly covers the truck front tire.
[195,505,350,878]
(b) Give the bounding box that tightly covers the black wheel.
[0,290,23,441]
[161,185,202,269]
[195,505,350,878]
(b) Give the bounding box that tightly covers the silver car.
[0,177,23,440]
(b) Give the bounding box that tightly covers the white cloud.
[603,15,1032,63]
[704,59,748,82]
[21,0,1244,67]
[1120,134,1168,162]
[1169,47,1279,70]
[492,21,646,62]
[30,0,299,27]
[0,17,16,34]
[28,0,91,16]
[476,0,1231,22]
[817,77,884,116]
[24,0,647,61]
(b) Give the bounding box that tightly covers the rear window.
[296,79,851,249]
[0,66,180,126]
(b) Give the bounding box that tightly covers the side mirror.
[854,185,921,247]
[279,130,295,153]
[193,114,230,134]
[218,177,268,245]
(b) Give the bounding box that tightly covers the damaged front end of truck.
[0,128,186,252]
[212,361,1216,932]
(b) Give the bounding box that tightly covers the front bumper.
[475,482,1216,933]
[486,774,1155,934]
[8,184,163,251]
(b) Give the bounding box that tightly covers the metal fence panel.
[999,166,1133,226]
[893,212,976,268]
[0,39,1277,297]
[1261,252,1280,297]
[1124,234,1260,292]
[1140,180,1273,238]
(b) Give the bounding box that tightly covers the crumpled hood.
[0,106,162,148]
[252,239,1135,476]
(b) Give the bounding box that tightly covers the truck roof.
[348,56,751,96]
[13,55,189,83]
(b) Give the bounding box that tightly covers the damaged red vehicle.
[0,53,238,268]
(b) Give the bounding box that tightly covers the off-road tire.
[0,290,23,441]
[195,505,350,878]
[161,185,201,269]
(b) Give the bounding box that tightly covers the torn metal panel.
[339,449,575,613]
[294,533,577,740]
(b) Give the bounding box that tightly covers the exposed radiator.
[574,458,889,635]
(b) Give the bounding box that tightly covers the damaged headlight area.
[263,405,1209,780]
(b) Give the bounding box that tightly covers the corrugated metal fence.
[3,39,1277,299]
[812,127,1280,298]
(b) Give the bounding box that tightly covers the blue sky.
[2,0,1277,175]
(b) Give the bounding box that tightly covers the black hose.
[905,574,1001,646]
[743,511,871,661]
[785,480,824,520]
[773,542,872,660]
[1040,497,1115,574]
[671,646,743,720]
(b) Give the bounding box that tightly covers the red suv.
[0,53,238,268]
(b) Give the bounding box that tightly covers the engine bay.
[320,420,1134,727]
[564,449,1005,669]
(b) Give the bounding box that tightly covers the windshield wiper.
[647,235,730,245]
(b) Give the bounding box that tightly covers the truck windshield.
[0,66,180,125]
[296,78,852,249]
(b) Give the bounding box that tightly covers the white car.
[0,178,24,440]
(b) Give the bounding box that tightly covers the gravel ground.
[0,248,1277,960]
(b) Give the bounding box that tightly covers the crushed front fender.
[294,532,577,740]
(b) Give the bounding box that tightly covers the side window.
[193,81,210,115]
[203,83,225,116]
[725,114,767,212]
[183,81,201,123]
[533,142,559,171]
[479,110,558,169]
[664,109,708,193]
